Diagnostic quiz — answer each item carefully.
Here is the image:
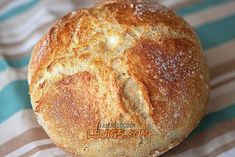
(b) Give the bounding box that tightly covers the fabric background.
[0,0,235,156]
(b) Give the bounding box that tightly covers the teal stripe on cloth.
[0,59,8,71]
[6,55,30,68]
[0,0,39,22]
[0,80,31,123]
[190,103,235,137]
[176,0,233,16]
[0,55,30,72]
[195,13,235,50]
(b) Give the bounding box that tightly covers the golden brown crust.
[28,0,209,157]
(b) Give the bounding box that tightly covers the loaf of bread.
[28,0,209,156]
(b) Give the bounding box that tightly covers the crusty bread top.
[28,0,209,157]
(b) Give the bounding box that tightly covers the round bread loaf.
[28,0,209,156]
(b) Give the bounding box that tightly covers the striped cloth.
[0,0,235,156]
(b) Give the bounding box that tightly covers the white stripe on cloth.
[211,76,235,99]
[206,58,235,112]
[0,0,31,15]
[30,147,69,157]
[41,0,74,17]
[0,25,51,55]
[206,39,235,68]
[160,0,189,8]
[211,70,235,89]
[4,139,52,157]
[183,0,235,27]
[207,88,235,114]
[0,32,43,55]
[218,147,235,157]
[0,8,54,39]
[0,16,54,48]
[0,66,27,91]
[172,130,235,157]
[0,2,41,28]
[0,109,40,145]
[0,0,7,7]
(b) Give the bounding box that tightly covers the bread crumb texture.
[28,0,209,157]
